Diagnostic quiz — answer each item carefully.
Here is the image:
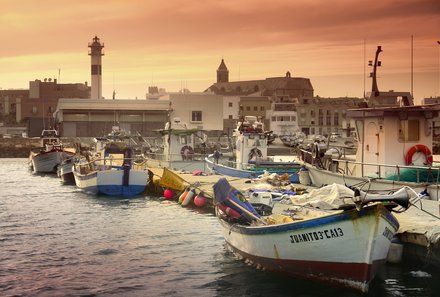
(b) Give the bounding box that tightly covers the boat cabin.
[348,104,440,178]
[234,116,268,169]
[158,117,199,162]
[39,129,61,148]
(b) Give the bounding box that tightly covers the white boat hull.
[218,204,399,292]
[30,150,73,173]
[74,168,148,197]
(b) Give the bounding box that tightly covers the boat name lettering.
[382,226,393,241]
[289,228,344,244]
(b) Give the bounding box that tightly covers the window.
[260,106,265,111]
[326,110,331,125]
[191,111,202,122]
[253,106,258,111]
[271,116,276,121]
[228,115,233,119]
[334,111,339,126]
[399,120,419,141]
[246,106,251,111]
[318,109,324,126]
[228,102,233,107]
[32,106,37,114]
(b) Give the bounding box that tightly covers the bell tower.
[88,36,104,99]
[217,59,229,83]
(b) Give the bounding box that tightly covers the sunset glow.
[1,0,439,102]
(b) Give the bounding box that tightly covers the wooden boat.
[73,128,149,197]
[206,116,301,182]
[29,129,75,173]
[213,178,406,293]
[299,46,440,200]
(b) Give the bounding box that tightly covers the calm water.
[1,158,439,297]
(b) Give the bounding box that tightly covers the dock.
[394,200,440,266]
[148,167,440,268]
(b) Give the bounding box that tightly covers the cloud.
[0,0,438,99]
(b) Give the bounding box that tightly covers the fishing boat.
[299,46,440,200]
[205,116,301,182]
[29,129,75,173]
[213,178,408,292]
[57,156,77,185]
[73,128,149,197]
[144,117,209,172]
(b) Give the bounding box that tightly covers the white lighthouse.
[88,36,104,99]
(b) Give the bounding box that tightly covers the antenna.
[411,35,414,98]
[363,39,366,99]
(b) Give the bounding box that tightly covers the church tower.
[88,36,104,99]
[217,59,229,83]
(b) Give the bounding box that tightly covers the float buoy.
[182,189,195,207]
[178,187,189,204]
[405,144,433,166]
[194,191,207,207]
[164,188,173,200]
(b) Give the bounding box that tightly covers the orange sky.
[1,0,439,102]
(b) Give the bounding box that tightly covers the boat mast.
[370,46,382,97]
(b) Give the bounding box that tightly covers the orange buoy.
[193,191,207,207]
[178,187,189,204]
[405,144,433,165]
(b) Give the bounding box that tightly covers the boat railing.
[299,148,440,184]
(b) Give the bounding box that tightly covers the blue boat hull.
[206,156,300,183]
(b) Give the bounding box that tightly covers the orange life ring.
[180,145,194,160]
[405,144,433,166]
